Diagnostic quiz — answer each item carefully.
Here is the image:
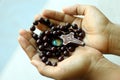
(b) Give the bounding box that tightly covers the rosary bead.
[45,61,52,65]
[51,47,57,52]
[60,25,65,30]
[60,46,66,51]
[38,17,45,23]
[43,42,49,47]
[38,45,44,51]
[76,28,82,33]
[65,23,71,28]
[68,46,75,52]
[32,33,38,40]
[46,52,52,57]
[36,39,42,45]
[45,30,51,35]
[52,31,58,35]
[30,25,35,31]
[58,56,64,62]
[43,36,48,41]
[72,24,78,29]
[63,50,69,56]
[51,26,57,30]
[33,20,39,25]
[81,31,85,38]
[44,18,50,26]
[41,57,48,62]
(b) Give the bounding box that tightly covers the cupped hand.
[37,4,112,53]
[18,29,103,80]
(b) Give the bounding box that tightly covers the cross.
[60,32,85,46]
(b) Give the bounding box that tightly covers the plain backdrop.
[0,0,120,80]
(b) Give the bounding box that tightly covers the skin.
[18,4,120,80]
[39,4,111,53]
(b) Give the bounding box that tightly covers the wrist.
[108,22,120,55]
[86,57,120,80]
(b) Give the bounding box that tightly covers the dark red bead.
[51,47,57,52]
[43,36,48,41]
[60,25,65,30]
[56,25,60,29]
[38,45,44,51]
[30,25,35,31]
[76,28,82,33]
[41,57,48,62]
[63,51,69,56]
[65,23,71,28]
[52,31,58,35]
[60,46,66,51]
[51,26,57,30]
[82,42,85,46]
[56,30,62,35]
[36,39,42,45]
[45,61,52,65]
[58,56,64,62]
[33,20,39,25]
[38,17,45,23]
[46,52,52,57]
[72,24,78,29]
[32,33,38,40]
[43,42,49,47]
[45,30,51,35]
[44,18,50,24]
[68,46,75,52]
[77,33,81,37]
[81,31,85,38]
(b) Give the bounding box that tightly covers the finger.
[34,14,67,32]
[42,9,75,23]
[63,4,88,15]
[18,36,36,59]
[34,14,64,31]
[19,29,36,48]
[34,14,60,24]
[31,54,60,79]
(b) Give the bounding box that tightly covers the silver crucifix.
[60,32,85,46]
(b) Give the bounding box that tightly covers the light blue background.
[0,0,120,80]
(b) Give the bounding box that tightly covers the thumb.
[63,4,88,15]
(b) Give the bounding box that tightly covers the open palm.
[38,4,111,53]
[18,29,103,80]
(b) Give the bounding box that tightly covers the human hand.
[37,4,112,53]
[18,29,103,80]
[18,29,120,80]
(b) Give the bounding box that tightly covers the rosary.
[30,18,85,66]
